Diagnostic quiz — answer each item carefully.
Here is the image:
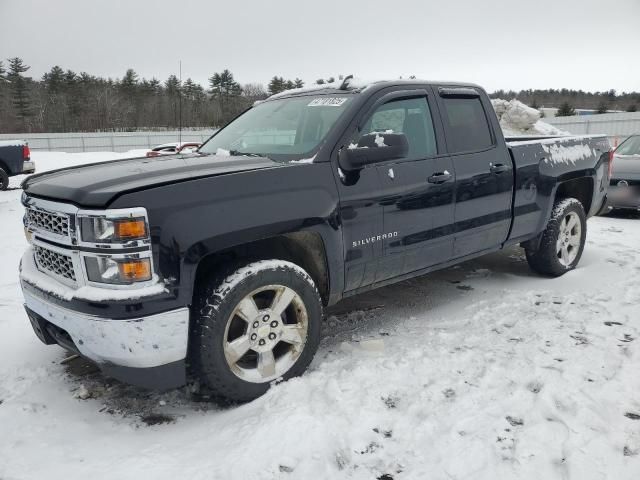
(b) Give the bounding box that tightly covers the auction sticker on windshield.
[308,97,348,107]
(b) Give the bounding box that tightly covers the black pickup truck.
[0,140,34,190]
[19,79,611,402]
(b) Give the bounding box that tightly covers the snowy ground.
[1,152,639,480]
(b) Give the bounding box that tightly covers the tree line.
[490,88,639,116]
[0,57,316,133]
[2,56,639,133]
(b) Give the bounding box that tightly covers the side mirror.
[339,132,409,170]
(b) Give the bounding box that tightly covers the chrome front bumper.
[22,287,189,369]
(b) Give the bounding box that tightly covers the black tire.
[0,168,8,191]
[190,260,323,403]
[525,198,587,277]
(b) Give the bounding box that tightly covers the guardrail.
[542,112,640,147]
[0,130,217,152]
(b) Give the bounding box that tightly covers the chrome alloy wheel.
[556,211,582,266]
[223,285,309,383]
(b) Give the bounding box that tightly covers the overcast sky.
[2,0,639,93]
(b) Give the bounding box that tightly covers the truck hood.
[22,153,281,207]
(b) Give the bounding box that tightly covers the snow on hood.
[492,99,568,136]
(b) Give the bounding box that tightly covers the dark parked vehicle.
[0,140,34,190]
[607,134,640,211]
[19,79,611,402]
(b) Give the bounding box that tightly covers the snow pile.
[492,99,568,137]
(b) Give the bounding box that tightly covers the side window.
[441,97,494,153]
[354,97,437,159]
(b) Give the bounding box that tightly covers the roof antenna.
[340,74,353,90]
[178,60,182,146]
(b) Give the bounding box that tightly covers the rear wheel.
[190,260,322,403]
[0,168,8,191]
[525,198,587,276]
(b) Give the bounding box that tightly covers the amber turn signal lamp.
[118,259,152,282]
[115,218,147,240]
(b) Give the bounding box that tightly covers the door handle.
[489,163,509,174]
[428,170,452,184]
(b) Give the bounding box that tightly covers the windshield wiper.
[228,150,265,158]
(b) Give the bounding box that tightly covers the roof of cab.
[262,77,483,103]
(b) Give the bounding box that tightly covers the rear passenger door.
[436,88,514,257]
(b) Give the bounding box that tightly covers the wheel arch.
[522,174,594,252]
[190,230,338,307]
[554,175,594,215]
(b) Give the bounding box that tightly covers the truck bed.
[504,134,611,243]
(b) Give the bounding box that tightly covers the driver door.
[368,95,455,281]
[337,88,455,292]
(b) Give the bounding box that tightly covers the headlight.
[78,208,154,286]
[80,216,148,243]
[85,257,152,284]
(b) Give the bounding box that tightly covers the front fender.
[110,163,343,308]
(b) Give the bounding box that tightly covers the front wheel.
[190,260,322,403]
[525,198,587,277]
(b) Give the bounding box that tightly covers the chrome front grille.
[34,245,76,282]
[26,207,70,237]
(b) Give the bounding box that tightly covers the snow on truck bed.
[2,153,640,480]
[492,98,568,136]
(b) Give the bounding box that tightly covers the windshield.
[199,95,351,161]
[616,135,640,156]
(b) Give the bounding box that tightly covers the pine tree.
[208,69,241,97]
[209,69,242,124]
[165,75,181,127]
[164,75,181,95]
[7,57,32,127]
[596,102,608,114]
[0,61,5,99]
[148,78,161,94]
[268,76,285,95]
[626,104,637,112]
[556,102,576,117]
[64,69,77,87]
[183,78,197,99]
[41,66,68,131]
[120,69,138,96]
[268,77,304,95]
[43,66,65,93]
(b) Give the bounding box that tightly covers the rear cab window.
[439,92,494,154]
